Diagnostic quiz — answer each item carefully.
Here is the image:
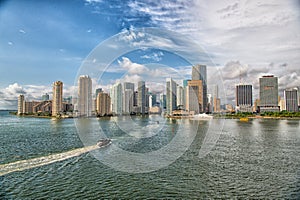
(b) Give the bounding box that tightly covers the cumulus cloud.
[118,57,149,74]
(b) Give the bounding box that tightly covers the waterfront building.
[18,95,25,115]
[213,98,221,113]
[52,81,63,117]
[34,101,52,113]
[284,88,299,112]
[207,94,213,113]
[259,75,279,112]
[192,64,207,112]
[166,78,177,115]
[186,80,203,114]
[160,94,166,109]
[78,75,93,117]
[235,84,253,113]
[176,85,184,108]
[111,82,122,115]
[123,82,134,114]
[138,81,146,114]
[42,93,49,101]
[96,91,111,116]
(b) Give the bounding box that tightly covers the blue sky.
[0,0,300,109]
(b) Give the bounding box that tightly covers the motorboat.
[97,139,112,147]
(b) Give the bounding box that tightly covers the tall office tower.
[235,84,253,112]
[52,81,63,117]
[42,93,49,101]
[160,94,166,109]
[149,94,153,108]
[95,88,102,98]
[207,94,213,113]
[123,82,134,114]
[192,64,207,112]
[259,75,279,112]
[18,95,25,115]
[166,78,177,114]
[213,98,221,113]
[186,80,203,114]
[151,94,157,107]
[138,81,146,114]
[78,75,92,117]
[111,82,122,115]
[284,88,299,112]
[133,91,138,107]
[96,91,111,116]
[176,85,184,108]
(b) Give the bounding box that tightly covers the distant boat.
[97,139,112,147]
[191,113,213,120]
[240,117,249,122]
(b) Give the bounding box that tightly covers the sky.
[0,0,300,109]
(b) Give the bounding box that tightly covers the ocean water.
[0,111,299,199]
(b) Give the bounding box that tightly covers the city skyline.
[1,1,300,109]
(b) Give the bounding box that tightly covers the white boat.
[97,139,112,147]
[191,113,213,120]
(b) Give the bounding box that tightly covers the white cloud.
[8,41,13,46]
[118,57,149,75]
[141,51,164,62]
[19,29,26,34]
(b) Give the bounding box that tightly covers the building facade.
[138,81,146,114]
[111,82,122,115]
[236,84,253,113]
[52,81,63,116]
[259,75,279,112]
[186,80,203,114]
[284,88,299,112]
[192,64,207,112]
[96,92,111,116]
[78,75,93,117]
[166,78,177,115]
[123,82,134,114]
[18,95,25,115]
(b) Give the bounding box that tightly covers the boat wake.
[0,145,100,176]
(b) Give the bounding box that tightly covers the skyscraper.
[166,78,177,114]
[186,80,203,114]
[96,91,111,116]
[52,81,63,117]
[18,94,25,115]
[192,64,207,112]
[138,81,146,114]
[235,84,253,112]
[160,94,166,109]
[284,88,299,112]
[176,85,184,108]
[123,82,134,114]
[111,82,122,115]
[78,75,92,117]
[259,75,279,112]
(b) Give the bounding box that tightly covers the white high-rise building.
[176,85,184,108]
[111,82,123,115]
[78,75,92,117]
[123,82,134,114]
[18,94,25,115]
[166,78,177,114]
[52,81,63,117]
[138,81,146,114]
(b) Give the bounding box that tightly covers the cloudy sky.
[0,0,299,109]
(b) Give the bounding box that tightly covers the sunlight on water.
[0,145,99,176]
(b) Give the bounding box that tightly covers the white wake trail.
[0,145,99,176]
